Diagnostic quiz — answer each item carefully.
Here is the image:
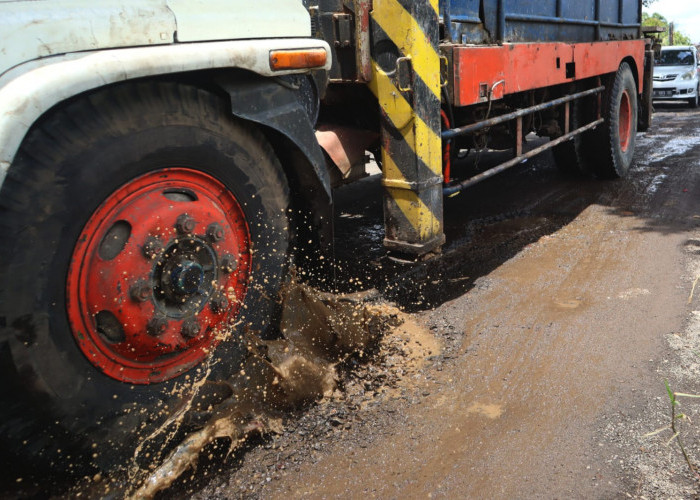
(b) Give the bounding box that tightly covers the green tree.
[673,31,692,45]
[642,11,667,27]
[642,11,693,46]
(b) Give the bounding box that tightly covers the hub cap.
[618,89,632,153]
[66,168,251,384]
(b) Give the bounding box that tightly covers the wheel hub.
[170,261,204,295]
[154,237,218,316]
[618,89,632,152]
[66,168,252,384]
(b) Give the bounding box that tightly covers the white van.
[653,45,700,108]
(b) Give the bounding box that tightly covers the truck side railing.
[442,86,604,195]
[314,0,649,256]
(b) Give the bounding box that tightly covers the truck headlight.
[680,70,695,80]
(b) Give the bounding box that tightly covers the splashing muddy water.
[123,282,399,499]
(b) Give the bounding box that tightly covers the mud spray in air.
[90,281,405,499]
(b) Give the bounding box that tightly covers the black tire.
[551,98,592,176]
[0,82,290,480]
[582,63,638,179]
[551,135,582,176]
[688,86,699,108]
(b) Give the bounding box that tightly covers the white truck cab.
[0,0,331,182]
[652,45,700,108]
[0,0,334,476]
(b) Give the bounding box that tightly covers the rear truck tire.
[586,62,638,179]
[551,133,582,176]
[551,98,592,176]
[0,82,291,479]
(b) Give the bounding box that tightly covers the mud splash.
[127,282,396,499]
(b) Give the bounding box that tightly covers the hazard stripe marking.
[372,0,441,103]
[382,153,441,240]
[395,0,439,18]
[368,68,442,176]
[370,0,444,250]
[369,18,442,138]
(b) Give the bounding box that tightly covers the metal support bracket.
[369,0,445,256]
[442,86,606,196]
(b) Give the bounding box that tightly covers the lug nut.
[175,214,196,234]
[142,236,163,259]
[181,318,200,339]
[206,222,224,242]
[146,317,168,337]
[129,279,152,302]
[210,294,229,314]
[220,254,237,274]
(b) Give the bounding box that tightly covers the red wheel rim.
[66,168,251,384]
[618,89,632,153]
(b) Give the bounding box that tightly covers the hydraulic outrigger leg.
[369,0,445,257]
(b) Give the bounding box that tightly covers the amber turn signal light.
[269,48,327,70]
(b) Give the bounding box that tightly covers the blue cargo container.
[441,0,641,44]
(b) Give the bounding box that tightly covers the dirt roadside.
[178,104,700,500]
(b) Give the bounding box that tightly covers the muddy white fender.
[0,38,331,186]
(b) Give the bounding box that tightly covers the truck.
[0,0,653,476]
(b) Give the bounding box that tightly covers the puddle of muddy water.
[466,402,504,419]
[92,281,402,499]
[554,299,582,309]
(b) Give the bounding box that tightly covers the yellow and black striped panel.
[370,0,445,254]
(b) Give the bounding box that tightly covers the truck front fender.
[0,38,331,188]
[217,74,334,264]
[218,74,332,202]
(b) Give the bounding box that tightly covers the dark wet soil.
[182,102,700,498]
[6,103,700,499]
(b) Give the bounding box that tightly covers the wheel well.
[622,56,641,95]
[15,73,332,267]
[261,128,334,268]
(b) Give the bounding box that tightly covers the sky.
[644,0,700,44]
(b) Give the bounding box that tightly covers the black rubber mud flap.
[217,75,334,276]
[220,77,331,199]
[638,47,654,132]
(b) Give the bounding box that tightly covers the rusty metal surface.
[443,118,604,195]
[315,124,378,184]
[354,0,372,82]
[442,86,604,140]
[450,41,645,107]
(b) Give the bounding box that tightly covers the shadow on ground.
[332,108,700,311]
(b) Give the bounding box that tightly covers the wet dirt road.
[188,103,700,499]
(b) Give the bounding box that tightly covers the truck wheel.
[0,82,290,477]
[551,134,583,176]
[590,62,638,179]
[551,99,591,176]
[688,86,699,108]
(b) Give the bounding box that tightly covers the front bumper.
[652,81,698,100]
